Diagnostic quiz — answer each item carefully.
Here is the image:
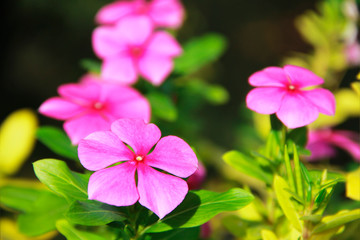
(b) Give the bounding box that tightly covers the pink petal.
[146,136,198,178]
[249,67,289,87]
[146,32,182,57]
[276,93,319,128]
[58,81,100,105]
[101,57,137,84]
[137,164,188,219]
[283,65,324,88]
[39,97,85,120]
[88,162,139,206]
[115,15,153,46]
[95,1,134,25]
[64,113,110,145]
[330,131,360,161]
[111,119,161,156]
[138,53,173,85]
[149,0,184,28]
[246,87,286,114]
[78,131,134,171]
[301,88,336,115]
[92,26,128,59]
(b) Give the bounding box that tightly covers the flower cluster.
[38,0,197,219]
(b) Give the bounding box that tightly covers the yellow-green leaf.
[274,175,302,232]
[261,229,278,240]
[346,167,360,201]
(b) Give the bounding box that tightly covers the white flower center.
[288,85,295,90]
[93,102,104,110]
[135,155,144,161]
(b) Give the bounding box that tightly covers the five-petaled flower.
[78,119,198,219]
[96,0,184,29]
[246,65,336,128]
[92,16,182,86]
[39,75,150,144]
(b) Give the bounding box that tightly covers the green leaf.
[33,159,89,201]
[36,126,78,161]
[145,227,200,240]
[145,188,253,233]
[56,219,108,240]
[312,209,360,234]
[287,127,308,148]
[274,175,302,232]
[18,192,68,236]
[146,92,177,121]
[174,33,227,74]
[65,200,126,226]
[80,58,101,74]
[223,150,273,184]
[0,185,46,212]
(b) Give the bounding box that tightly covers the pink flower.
[78,119,198,219]
[39,75,150,144]
[92,16,182,86]
[246,65,336,128]
[345,41,360,66]
[306,129,360,162]
[96,0,184,29]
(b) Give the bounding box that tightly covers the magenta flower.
[93,16,182,86]
[78,119,198,219]
[246,65,336,128]
[39,75,150,144]
[306,129,360,162]
[96,0,184,29]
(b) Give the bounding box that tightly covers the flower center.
[130,46,144,58]
[93,102,104,110]
[135,155,144,161]
[288,85,296,91]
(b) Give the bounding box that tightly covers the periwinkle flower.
[39,75,150,144]
[78,119,198,219]
[93,16,182,86]
[96,0,184,29]
[246,65,336,128]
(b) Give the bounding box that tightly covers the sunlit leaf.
[274,175,302,232]
[312,209,360,234]
[36,126,78,161]
[145,188,253,233]
[346,167,360,201]
[33,159,89,201]
[261,229,278,240]
[65,200,126,226]
[0,109,38,176]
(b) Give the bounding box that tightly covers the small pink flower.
[78,119,198,219]
[306,129,360,162]
[246,65,336,128]
[93,16,182,85]
[39,75,150,144]
[345,41,360,66]
[96,0,184,29]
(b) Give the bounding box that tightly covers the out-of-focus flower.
[0,109,38,176]
[346,167,360,201]
[345,41,360,66]
[306,129,360,162]
[96,0,184,29]
[187,161,206,190]
[246,65,335,128]
[39,75,150,145]
[78,119,198,219]
[93,16,182,85]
